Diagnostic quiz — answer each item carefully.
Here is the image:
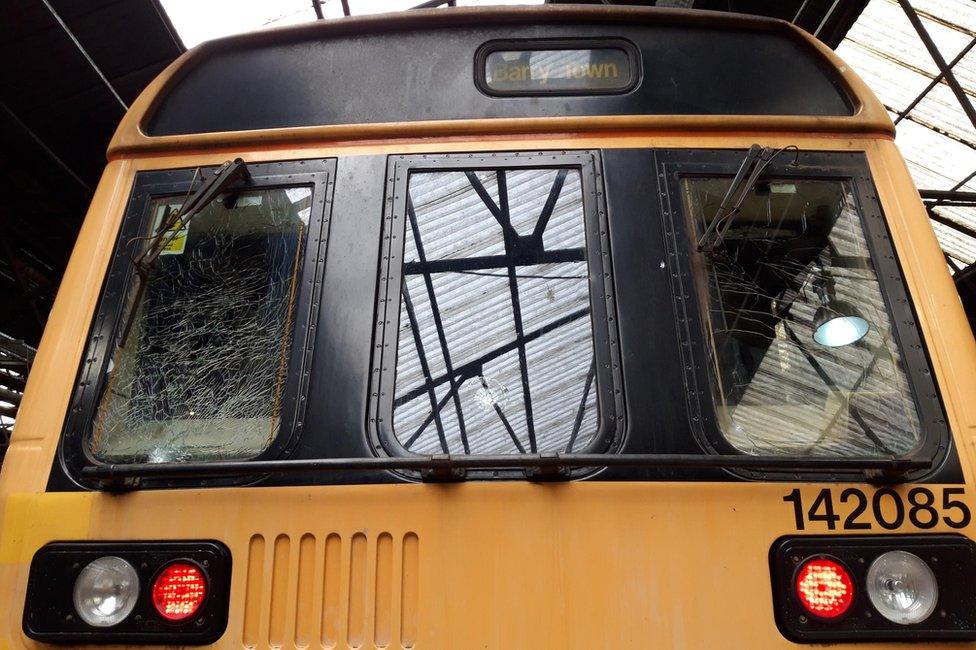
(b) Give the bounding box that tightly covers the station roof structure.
[0,0,972,446]
[0,0,183,347]
[835,1,976,328]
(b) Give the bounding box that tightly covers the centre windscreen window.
[661,150,946,464]
[372,152,620,457]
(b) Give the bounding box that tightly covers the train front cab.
[4,6,976,649]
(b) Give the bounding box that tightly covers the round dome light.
[867,550,938,625]
[72,556,140,627]
[813,306,870,348]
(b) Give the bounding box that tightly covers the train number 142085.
[783,487,971,531]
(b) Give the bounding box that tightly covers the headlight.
[866,550,938,625]
[72,556,139,627]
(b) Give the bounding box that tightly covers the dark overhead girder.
[0,0,184,347]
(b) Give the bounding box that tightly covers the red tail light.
[795,558,854,619]
[152,562,207,621]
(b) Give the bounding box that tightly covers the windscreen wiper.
[82,452,931,490]
[116,158,251,349]
[697,144,799,251]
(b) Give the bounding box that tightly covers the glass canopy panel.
[393,168,598,455]
[683,178,923,457]
[90,187,311,462]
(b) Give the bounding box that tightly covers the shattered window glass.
[90,187,312,463]
[683,178,923,457]
[393,168,598,455]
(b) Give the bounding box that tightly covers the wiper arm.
[697,144,799,251]
[116,158,251,349]
[82,453,930,490]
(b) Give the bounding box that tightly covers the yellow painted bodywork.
[3,8,976,649]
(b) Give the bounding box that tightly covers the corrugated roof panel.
[912,78,976,147]
[907,0,976,34]
[840,0,975,275]
[838,39,933,110]
[838,0,972,82]
[949,44,976,92]
[892,118,976,190]
[930,217,976,265]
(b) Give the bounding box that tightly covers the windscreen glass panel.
[683,178,923,457]
[394,168,598,455]
[89,187,311,463]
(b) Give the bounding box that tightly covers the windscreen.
[392,168,599,455]
[89,187,311,463]
[683,178,923,457]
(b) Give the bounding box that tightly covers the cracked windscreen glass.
[683,177,923,457]
[89,186,312,463]
[393,168,598,455]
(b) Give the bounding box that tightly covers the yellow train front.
[3,6,976,648]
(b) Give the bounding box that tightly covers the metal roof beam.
[412,0,456,8]
[39,0,128,112]
[923,205,976,241]
[895,36,976,125]
[920,190,976,206]
[496,171,537,454]
[405,197,471,453]
[400,280,451,453]
[897,0,976,135]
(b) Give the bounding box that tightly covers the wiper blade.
[116,158,251,348]
[697,144,799,251]
[82,453,931,490]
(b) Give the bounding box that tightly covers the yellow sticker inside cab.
[154,204,188,255]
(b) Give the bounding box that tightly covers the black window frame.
[656,149,949,481]
[58,159,337,489]
[369,151,624,477]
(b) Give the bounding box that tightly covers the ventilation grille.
[242,532,419,649]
